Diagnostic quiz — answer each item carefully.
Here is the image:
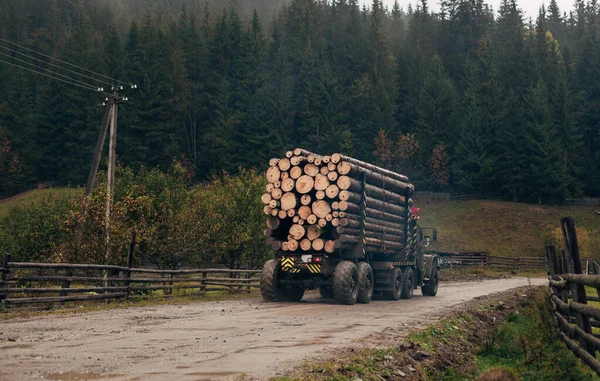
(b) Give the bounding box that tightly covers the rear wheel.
[357,262,374,303]
[383,267,403,300]
[401,267,415,299]
[260,259,283,302]
[332,261,359,305]
[319,286,334,299]
[422,267,439,296]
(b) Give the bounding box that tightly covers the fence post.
[125,230,136,300]
[561,217,595,356]
[246,272,251,294]
[199,271,207,296]
[0,254,11,302]
[546,246,557,277]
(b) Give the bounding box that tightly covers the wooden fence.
[565,198,600,206]
[547,217,600,375]
[431,251,547,270]
[0,254,260,308]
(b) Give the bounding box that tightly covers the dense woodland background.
[1,0,599,203]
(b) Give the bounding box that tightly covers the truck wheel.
[260,259,283,302]
[333,261,359,305]
[357,262,374,303]
[422,268,439,296]
[383,267,403,300]
[319,286,334,299]
[284,286,305,302]
[401,267,415,299]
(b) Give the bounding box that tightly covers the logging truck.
[260,149,440,305]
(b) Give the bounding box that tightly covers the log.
[332,201,339,210]
[293,148,303,155]
[273,180,281,188]
[318,219,327,228]
[338,201,406,224]
[307,154,316,163]
[331,218,340,227]
[315,190,326,200]
[298,205,312,220]
[290,166,303,179]
[339,186,410,207]
[271,240,282,251]
[282,241,289,251]
[269,200,279,208]
[288,239,299,251]
[301,194,312,205]
[298,219,305,225]
[263,205,272,215]
[336,168,413,195]
[326,184,339,199]
[307,225,321,241]
[278,210,287,219]
[338,195,407,217]
[339,235,405,250]
[261,193,272,204]
[287,209,296,218]
[336,227,404,240]
[280,171,289,180]
[323,155,331,164]
[325,214,333,222]
[290,156,306,166]
[266,183,274,192]
[339,219,405,236]
[332,211,339,218]
[312,200,332,219]
[280,192,297,211]
[271,188,283,200]
[304,163,319,177]
[327,162,337,171]
[266,166,280,183]
[340,215,406,229]
[331,154,410,183]
[312,238,325,251]
[293,216,300,223]
[314,157,322,166]
[324,240,336,253]
[269,158,279,167]
[300,239,312,251]
[296,175,314,194]
[290,224,306,240]
[314,174,330,191]
[307,214,318,225]
[281,178,295,192]
[327,171,338,182]
[266,216,280,230]
[320,166,329,176]
[277,158,291,171]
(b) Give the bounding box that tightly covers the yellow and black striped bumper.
[280,257,321,274]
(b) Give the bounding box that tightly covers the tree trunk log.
[288,239,298,251]
[266,216,280,230]
[338,201,406,223]
[271,188,283,200]
[314,174,330,191]
[324,240,336,253]
[340,214,406,229]
[290,166,303,179]
[312,200,332,219]
[296,175,314,194]
[277,158,291,171]
[304,163,319,177]
[315,190,326,200]
[261,193,272,204]
[281,178,295,192]
[280,192,297,211]
[307,225,321,241]
[289,224,306,240]
[298,205,312,220]
[312,238,325,251]
[266,166,280,183]
[326,184,340,199]
[331,154,410,183]
[300,238,312,251]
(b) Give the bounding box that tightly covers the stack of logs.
[262,148,415,255]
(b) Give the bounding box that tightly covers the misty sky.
[362,0,575,20]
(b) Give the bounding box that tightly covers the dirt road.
[0,277,545,381]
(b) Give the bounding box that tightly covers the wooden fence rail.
[430,251,547,270]
[547,217,600,375]
[0,254,261,308]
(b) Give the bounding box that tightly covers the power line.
[0,58,108,94]
[0,45,112,88]
[0,51,103,91]
[0,37,129,86]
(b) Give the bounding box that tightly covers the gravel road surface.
[0,277,545,381]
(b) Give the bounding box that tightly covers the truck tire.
[333,261,359,305]
[260,259,282,302]
[422,267,439,296]
[357,262,374,303]
[383,267,403,300]
[319,286,334,299]
[284,286,305,302]
[401,267,414,299]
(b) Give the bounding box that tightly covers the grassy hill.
[419,199,600,259]
[0,188,79,219]
[2,189,599,260]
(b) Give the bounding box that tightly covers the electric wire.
[0,37,129,86]
[0,58,111,95]
[0,45,114,88]
[0,51,104,91]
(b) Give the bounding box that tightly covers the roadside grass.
[0,288,260,320]
[419,199,600,258]
[274,287,598,381]
[0,187,80,219]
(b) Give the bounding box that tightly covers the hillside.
[419,199,600,259]
[0,188,78,219]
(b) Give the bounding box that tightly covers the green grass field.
[0,188,80,219]
[418,199,600,258]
